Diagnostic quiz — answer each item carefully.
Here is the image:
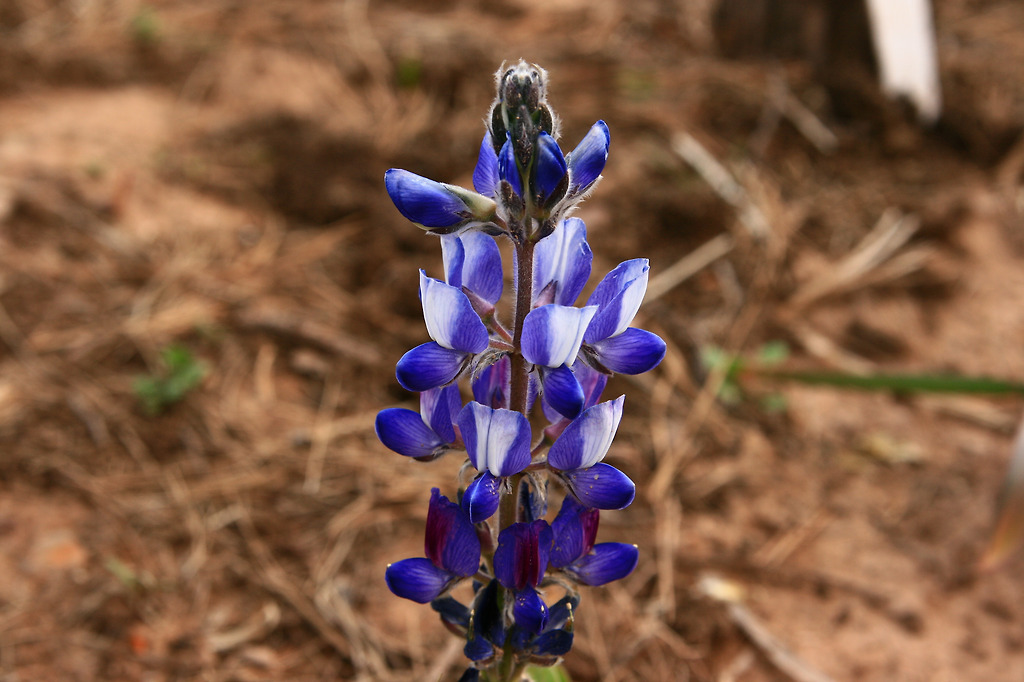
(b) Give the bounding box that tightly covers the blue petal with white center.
[421,384,461,444]
[457,402,532,478]
[589,327,666,375]
[566,120,610,196]
[461,471,502,523]
[561,462,636,510]
[441,231,503,305]
[521,304,597,368]
[472,132,499,197]
[539,364,585,420]
[395,342,470,392]
[584,259,650,343]
[534,131,568,207]
[419,271,489,352]
[548,396,624,471]
[533,217,592,307]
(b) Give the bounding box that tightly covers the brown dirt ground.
[2,1,1024,680]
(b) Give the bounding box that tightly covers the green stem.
[757,369,1024,395]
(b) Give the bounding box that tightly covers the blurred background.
[2,0,1024,680]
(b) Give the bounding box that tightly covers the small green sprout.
[133,345,207,416]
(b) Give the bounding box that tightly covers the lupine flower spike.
[377,61,665,680]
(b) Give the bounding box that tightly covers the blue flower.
[441,231,503,310]
[458,402,533,522]
[521,304,598,419]
[473,132,499,198]
[533,216,593,307]
[565,120,610,199]
[550,496,638,586]
[375,384,462,460]
[384,169,496,234]
[547,396,635,509]
[494,520,553,635]
[533,132,568,208]
[394,272,490,392]
[582,259,666,375]
[385,489,481,603]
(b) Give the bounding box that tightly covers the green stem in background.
[755,369,1024,395]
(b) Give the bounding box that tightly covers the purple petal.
[385,169,467,228]
[396,342,470,392]
[584,259,650,343]
[540,364,585,420]
[532,628,574,657]
[550,496,600,568]
[548,396,624,471]
[472,356,510,409]
[498,138,522,198]
[566,542,638,586]
[473,132,499,197]
[567,120,610,196]
[421,384,461,444]
[576,359,609,408]
[589,327,666,375]
[494,520,553,591]
[419,271,489,352]
[425,488,481,576]
[561,462,636,510]
[522,304,597,368]
[385,557,455,603]
[534,132,567,206]
[533,217,593,307]
[375,408,446,458]
[462,471,502,523]
[512,587,549,635]
[457,402,532,477]
[442,231,503,305]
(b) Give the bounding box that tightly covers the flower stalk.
[376,61,665,680]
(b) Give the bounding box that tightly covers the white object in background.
[864,0,942,123]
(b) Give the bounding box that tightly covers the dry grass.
[2,1,1024,681]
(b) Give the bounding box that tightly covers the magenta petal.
[494,520,553,591]
[425,489,481,577]
[385,558,454,603]
[562,462,635,510]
